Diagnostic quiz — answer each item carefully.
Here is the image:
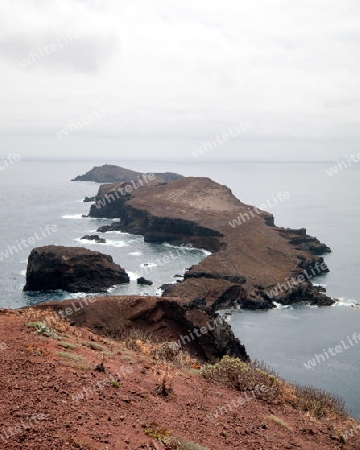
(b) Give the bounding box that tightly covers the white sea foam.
[129,251,142,256]
[162,242,211,256]
[140,263,157,268]
[102,239,128,248]
[334,297,360,308]
[127,271,140,280]
[272,302,292,309]
[20,270,26,276]
[62,214,84,219]
[67,292,90,299]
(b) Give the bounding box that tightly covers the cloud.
[0,0,359,160]
[0,33,119,73]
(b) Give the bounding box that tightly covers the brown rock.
[23,246,129,293]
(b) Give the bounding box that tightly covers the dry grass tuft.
[22,308,70,335]
[266,415,292,430]
[124,329,196,368]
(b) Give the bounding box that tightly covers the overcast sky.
[0,0,359,161]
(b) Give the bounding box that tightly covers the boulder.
[81,235,106,243]
[24,246,129,293]
[137,277,153,286]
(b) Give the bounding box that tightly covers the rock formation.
[83,196,95,202]
[80,234,106,243]
[87,176,334,309]
[34,296,248,362]
[137,277,153,285]
[24,246,129,293]
[72,164,183,184]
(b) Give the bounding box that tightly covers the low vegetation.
[201,356,281,401]
[57,351,84,361]
[292,384,347,419]
[82,341,104,352]
[124,329,195,367]
[266,415,292,430]
[201,355,349,419]
[58,341,76,349]
[144,424,210,450]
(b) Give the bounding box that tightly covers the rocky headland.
[72,164,183,184]
[88,176,333,310]
[24,246,129,293]
[33,295,248,362]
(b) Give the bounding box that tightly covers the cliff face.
[87,176,333,310]
[24,246,130,293]
[72,164,183,183]
[34,296,248,362]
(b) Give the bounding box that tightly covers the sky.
[0,0,359,161]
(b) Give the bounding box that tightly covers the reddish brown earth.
[1,308,359,450]
[33,296,248,362]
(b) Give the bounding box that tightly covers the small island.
[86,174,333,310]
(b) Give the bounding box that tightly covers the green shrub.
[27,321,60,340]
[294,384,348,418]
[201,356,281,401]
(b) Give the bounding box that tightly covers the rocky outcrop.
[137,277,153,286]
[278,227,331,255]
[72,164,183,184]
[83,196,95,202]
[24,246,129,293]
[265,283,334,307]
[34,296,249,362]
[80,234,106,243]
[87,176,334,310]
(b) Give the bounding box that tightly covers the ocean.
[1,159,359,416]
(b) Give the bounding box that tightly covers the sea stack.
[24,245,129,293]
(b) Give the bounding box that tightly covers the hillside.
[0,307,358,450]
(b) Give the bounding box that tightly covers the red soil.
[0,309,359,450]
